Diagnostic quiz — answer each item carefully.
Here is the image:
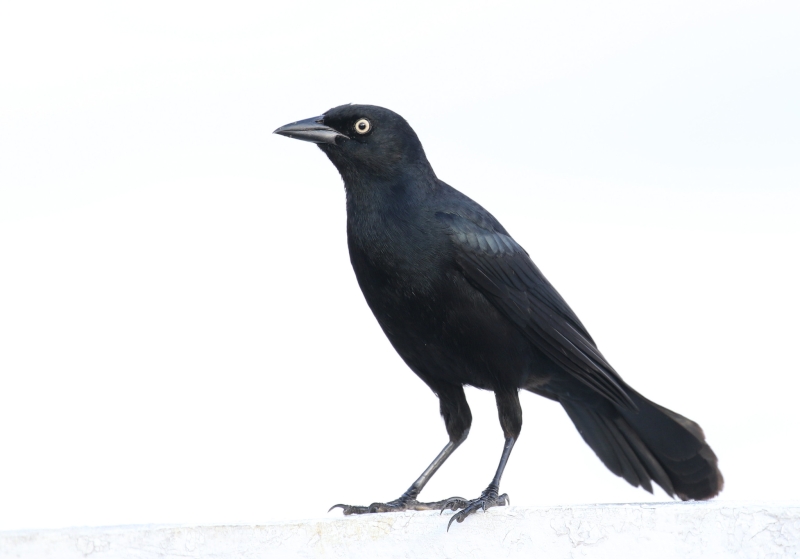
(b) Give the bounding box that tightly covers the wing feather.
[437,211,636,411]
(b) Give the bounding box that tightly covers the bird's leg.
[442,390,521,529]
[330,382,472,515]
[329,433,468,514]
[441,436,515,529]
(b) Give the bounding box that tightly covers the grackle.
[274,105,723,529]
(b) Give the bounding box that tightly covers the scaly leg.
[330,382,472,515]
[329,433,468,514]
[441,389,522,530]
[441,436,515,530]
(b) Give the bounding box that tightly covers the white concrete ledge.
[2,503,798,558]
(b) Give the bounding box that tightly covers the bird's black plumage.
[274,104,723,528]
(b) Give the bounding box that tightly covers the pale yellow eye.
[354,118,371,134]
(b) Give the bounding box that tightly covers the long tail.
[560,391,723,500]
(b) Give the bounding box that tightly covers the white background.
[1,0,798,531]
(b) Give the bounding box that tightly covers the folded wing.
[436,211,636,411]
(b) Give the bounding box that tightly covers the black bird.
[274,105,723,528]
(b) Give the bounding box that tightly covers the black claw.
[447,514,459,531]
[439,497,467,514]
[330,496,454,516]
[441,489,510,530]
[328,503,373,515]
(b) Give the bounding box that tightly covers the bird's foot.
[330,496,466,515]
[441,487,509,530]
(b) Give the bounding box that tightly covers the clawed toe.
[442,489,510,531]
[439,497,468,513]
[329,497,463,515]
[328,500,408,515]
[329,503,366,515]
[329,490,509,529]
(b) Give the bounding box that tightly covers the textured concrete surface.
[1,502,798,558]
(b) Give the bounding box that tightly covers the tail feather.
[614,419,675,496]
[561,391,723,500]
[563,404,624,478]
[600,414,653,493]
[562,401,669,493]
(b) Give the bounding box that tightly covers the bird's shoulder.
[431,181,511,238]
[431,183,534,271]
[430,184,570,330]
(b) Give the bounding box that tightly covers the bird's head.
[274,104,433,184]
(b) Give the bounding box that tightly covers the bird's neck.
[344,172,439,264]
[344,168,435,221]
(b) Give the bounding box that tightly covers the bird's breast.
[347,225,440,301]
[347,229,535,390]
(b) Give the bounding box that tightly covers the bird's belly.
[361,270,545,391]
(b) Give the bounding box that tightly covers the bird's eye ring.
[354,118,371,135]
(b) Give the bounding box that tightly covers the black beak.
[273,115,348,145]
